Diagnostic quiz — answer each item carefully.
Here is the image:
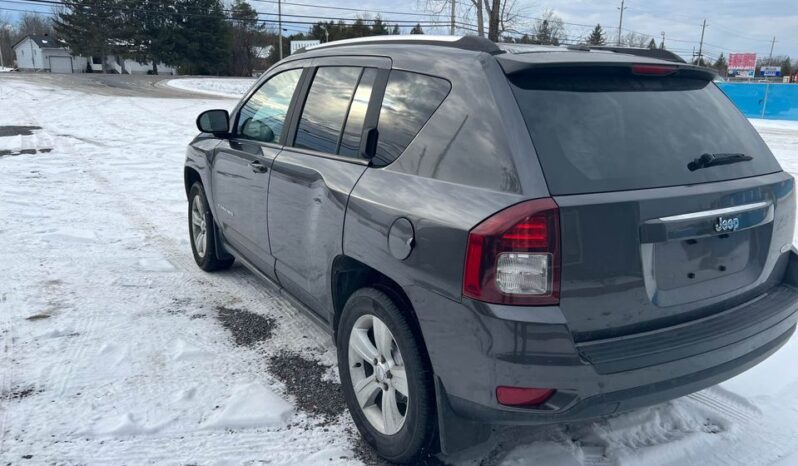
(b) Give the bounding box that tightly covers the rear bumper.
[409,251,798,426]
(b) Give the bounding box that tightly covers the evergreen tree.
[351,18,368,38]
[171,0,230,75]
[391,24,400,35]
[587,24,605,46]
[410,23,424,35]
[647,38,657,49]
[54,0,125,73]
[119,0,177,74]
[228,0,262,76]
[371,16,389,35]
[713,52,727,75]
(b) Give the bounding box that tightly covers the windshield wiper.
[688,153,752,171]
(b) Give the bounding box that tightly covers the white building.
[12,35,176,75]
[13,35,87,73]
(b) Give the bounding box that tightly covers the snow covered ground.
[1,76,797,465]
[167,77,256,98]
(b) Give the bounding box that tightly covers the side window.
[338,68,378,158]
[294,67,362,155]
[237,68,302,144]
[374,71,451,165]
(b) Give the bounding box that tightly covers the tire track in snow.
[8,89,105,401]
[687,386,761,423]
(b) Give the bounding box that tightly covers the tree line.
[0,1,793,78]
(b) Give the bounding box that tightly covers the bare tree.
[531,9,565,45]
[422,0,522,40]
[0,14,15,68]
[17,13,54,37]
[622,31,651,48]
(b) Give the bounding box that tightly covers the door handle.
[249,160,268,173]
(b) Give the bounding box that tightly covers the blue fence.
[717,83,798,121]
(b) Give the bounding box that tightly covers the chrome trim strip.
[658,201,771,222]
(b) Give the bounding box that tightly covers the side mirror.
[196,109,230,136]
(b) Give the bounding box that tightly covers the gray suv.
[185,36,798,463]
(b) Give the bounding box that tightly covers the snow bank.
[201,382,293,429]
[167,77,256,98]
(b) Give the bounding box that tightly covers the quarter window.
[374,71,451,165]
[294,67,362,155]
[237,68,302,144]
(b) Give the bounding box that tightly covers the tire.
[337,287,437,464]
[188,182,234,272]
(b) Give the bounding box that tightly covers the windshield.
[509,72,782,195]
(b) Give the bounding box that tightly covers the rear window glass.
[509,73,781,195]
[295,66,361,154]
[374,71,451,165]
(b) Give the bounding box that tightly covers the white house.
[12,34,176,75]
[13,35,87,73]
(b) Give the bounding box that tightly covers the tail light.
[463,198,560,305]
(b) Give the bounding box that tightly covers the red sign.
[728,53,757,70]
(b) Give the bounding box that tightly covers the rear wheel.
[337,288,437,464]
[188,182,234,271]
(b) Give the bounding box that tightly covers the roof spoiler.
[587,46,686,63]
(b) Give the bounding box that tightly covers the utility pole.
[450,0,456,36]
[616,0,627,46]
[278,0,283,60]
[660,31,665,49]
[768,36,776,60]
[697,19,707,65]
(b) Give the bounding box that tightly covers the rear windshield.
[509,72,782,195]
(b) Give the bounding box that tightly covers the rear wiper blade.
[688,153,752,171]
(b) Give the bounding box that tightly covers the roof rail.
[295,35,502,55]
[589,46,686,63]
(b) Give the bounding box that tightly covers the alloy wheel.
[348,314,409,435]
[191,195,207,258]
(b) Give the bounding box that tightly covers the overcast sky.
[1,0,795,61]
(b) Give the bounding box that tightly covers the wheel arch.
[331,256,426,353]
[184,166,202,197]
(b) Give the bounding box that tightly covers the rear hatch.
[502,55,795,347]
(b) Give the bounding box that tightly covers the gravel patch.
[4,386,40,400]
[0,125,41,137]
[216,305,276,347]
[268,351,345,423]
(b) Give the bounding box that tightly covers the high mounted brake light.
[463,198,560,306]
[631,64,677,76]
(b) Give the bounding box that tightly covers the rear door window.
[509,72,782,195]
[374,71,451,165]
[294,66,362,155]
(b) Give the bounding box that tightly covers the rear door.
[506,63,795,342]
[268,56,390,320]
[212,66,304,275]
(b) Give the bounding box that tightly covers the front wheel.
[188,182,233,271]
[337,288,437,464]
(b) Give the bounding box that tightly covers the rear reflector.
[631,64,677,76]
[496,386,555,407]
